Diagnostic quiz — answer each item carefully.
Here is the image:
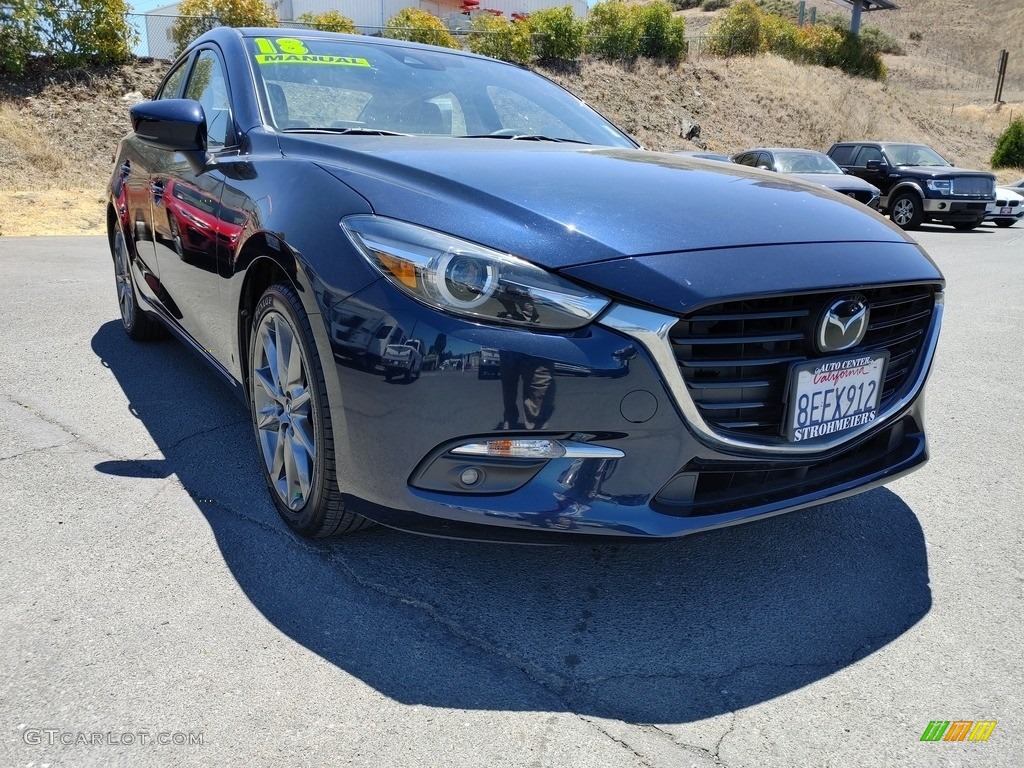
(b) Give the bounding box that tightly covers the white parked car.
[986,186,1024,228]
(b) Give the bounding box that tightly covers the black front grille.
[669,284,938,438]
[654,417,921,516]
[839,189,875,205]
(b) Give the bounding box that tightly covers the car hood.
[896,165,995,178]
[790,173,879,193]
[295,136,911,270]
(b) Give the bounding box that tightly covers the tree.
[296,10,357,34]
[528,6,585,62]
[1,0,135,73]
[383,8,459,49]
[0,1,41,75]
[992,116,1024,169]
[172,0,278,55]
[467,13,532,65]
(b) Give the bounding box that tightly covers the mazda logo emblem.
[817,295,869,353]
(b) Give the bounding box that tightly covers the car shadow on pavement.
[92,320,932,724]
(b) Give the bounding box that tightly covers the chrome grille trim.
[951,177,994,197]
[598,292,944,456]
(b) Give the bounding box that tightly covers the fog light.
[452,439,566,459]
[450,439,624,460]
[459,467,482,486]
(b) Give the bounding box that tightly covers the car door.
[116,57,192,309]
[149,47,234,357]
[852,145,893,195]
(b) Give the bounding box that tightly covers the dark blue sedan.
[108,27,944,542]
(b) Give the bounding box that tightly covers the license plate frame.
[784,351,889,442]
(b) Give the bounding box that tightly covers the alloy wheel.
[112,228,134,326]
[252,310,317,511]
[892,198,915,227]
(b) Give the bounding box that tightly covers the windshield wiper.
[281,127,412,137]
[462,133,592,145]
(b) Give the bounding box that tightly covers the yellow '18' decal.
[253,37,369,67]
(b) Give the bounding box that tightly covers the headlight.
[342,216,610,330]
[926,179,951,195]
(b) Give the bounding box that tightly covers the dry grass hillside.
[1,1,1022,236]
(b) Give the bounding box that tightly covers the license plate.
[1000,206,1013,215]
[785,351,888,442]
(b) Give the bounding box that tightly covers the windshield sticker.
[255,53,371,66]
[253,37,370,67]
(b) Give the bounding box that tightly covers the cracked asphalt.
[1,230,1022,767]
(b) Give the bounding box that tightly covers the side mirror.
[865,160,883,171]
[130,99,207,151]
[130,99,211,174]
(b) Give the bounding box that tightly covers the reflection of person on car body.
[498,352,554,430]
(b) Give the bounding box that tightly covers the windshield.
[774,151,843,174]
[247,34,635,147]
[886,144,951,167]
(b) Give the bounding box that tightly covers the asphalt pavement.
[1,226,1021,767]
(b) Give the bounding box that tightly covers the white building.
[143,0,588,60]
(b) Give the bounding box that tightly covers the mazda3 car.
[108,27,944,542]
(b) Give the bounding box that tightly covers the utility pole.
[994,49,1009,104]
[851,1,863,35]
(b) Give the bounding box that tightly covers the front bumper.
[325,279,938,542]
[920,198,990,222]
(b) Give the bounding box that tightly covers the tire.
[169,216,185,257]
[995,219,1015,228]
[248,283,372,537]
[111,220,166,341]
[889,193,923,230]
[384,371,394,382]
[952,220,980,231]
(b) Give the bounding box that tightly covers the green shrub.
[672,0,702,8]
[992,116,1024,169]
[707,0,762,55]
[172,0,278,56]
[0,1,40,75]
[529,6,585,61]
[858,25,904,56]
[296,10,357,34]
[39,0,136,68]
[759,12,798,57]
[468,14,532,65]
[909,30,922,42]
[1,0,135,72]
[638,1,687,60]
[384,8,459,49]
[701,0,731,10]
[586,0,644,61]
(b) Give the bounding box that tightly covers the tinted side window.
[755,152,773,170]
[829,145,855,165]
[158,59,190,100]
[735,153,756,167]
[854,146,883,166]
[185,49,233,148]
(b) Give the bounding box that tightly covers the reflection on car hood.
[298,136,911,269]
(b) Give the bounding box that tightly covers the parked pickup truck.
[827,141,995,231]
[382,339,423,382]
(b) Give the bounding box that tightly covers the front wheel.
[249,283,372,537]
[995,219,1015,228]
[889,194,923,230]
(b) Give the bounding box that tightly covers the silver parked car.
[734,148,881,208]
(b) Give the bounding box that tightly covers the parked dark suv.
[828,141,995,231]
